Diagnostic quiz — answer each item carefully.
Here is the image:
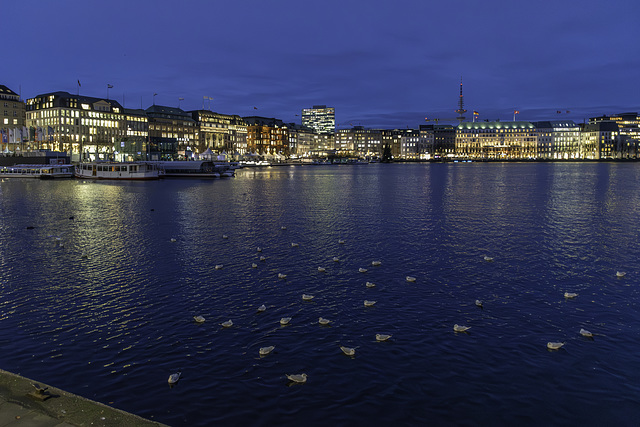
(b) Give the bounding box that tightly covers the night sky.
[3,0,639,128]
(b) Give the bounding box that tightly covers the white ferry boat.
[0,164,75,179]
[75,162,161,180]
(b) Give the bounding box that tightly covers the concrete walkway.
[0,369,167,427]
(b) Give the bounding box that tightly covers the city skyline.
[2,0,639,128]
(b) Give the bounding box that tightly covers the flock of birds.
[165,231,629,386]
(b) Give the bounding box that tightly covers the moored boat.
[75,161,161,180]
[0,164,75,179]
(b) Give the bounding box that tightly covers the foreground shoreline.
[0,368,166,427]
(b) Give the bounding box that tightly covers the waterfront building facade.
[400,129,420,159]
[26,91,125,161]
[190,110,247,156]
[579,121,619,159]
[244,116,289,155]
[145,105,196,160]
[119,109,149,161]
[456,121,537,159]
[301,105,335,135]
[0,85,26,152]
[533,121,581,160]
[381,129,405,158]
[590,113,639,158]
[419,125,456,159]
[335,126,382,157]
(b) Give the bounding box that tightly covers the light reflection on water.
[1,163,640,426]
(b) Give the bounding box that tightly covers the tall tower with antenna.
[455,77,467,124]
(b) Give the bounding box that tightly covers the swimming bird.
[193,315,205,323]
[366,282,376,288]
[318,317,331,325]
[291,242,299,247]
[215,264,224,270]
[260,256,266,261]
[616,271,626,278]
[81,252,89,259]
[257,304,266,312]
[483,256,494,262]
[333,257,340,262]
[170,238,176,242]
[278,273,287,279]
[302,294,315,301]
[222,235,229,239]
[359,268,368,273]
[475,300,483,308]
[280,317,292,325]
[371,260,382,266]
[252,263,258,268]
[257,247,262,252]
[221,320,233,328]
[364,300,376,307]
[547,342,564,350]
[376,334,392,341]
[286,373,307,383]
[168,372,181,384]
[406,276,416,282]
[338,239,345,244]
[564,292,578,299]
[453,324,470,332]
[259,346,275,356]
[340,346,356,356]
[281,226,287,230]
[318,267,326,272]
[580,328,593,337]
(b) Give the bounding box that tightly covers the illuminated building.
[301,105,335,134]
[145,105,196,160]
[120,109,148,161]
[589,113,639,158]
[579,121,619,159]
[400,129,420,159]
[335,127,381,156]
[26,91,124,161]
[190,110,247,156]
[0,85,26,151]
[420,125,456,158]
[243,116,289,155]
[456,121,538,159]
[533,121,580,160]
[380,129,405,158]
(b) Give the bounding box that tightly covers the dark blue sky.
[3,0,639,128]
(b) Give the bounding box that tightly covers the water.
[1,163,640,426]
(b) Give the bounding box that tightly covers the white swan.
[376,334,392,341]
[170,238,176,242]
[278,273,287,279]
[547,342,564,350]
[193,315,205,323]
[168,372,181,384]
[291,242,299,247]
[221,320,233,328]
[260,256,266,261]
[252,263,258,268]
[317,267,326,272]
[214,264,223,270]
[286,373,307,383]
[257,247,262,252]
[564,292,578,299]
[483,256,494,262]
[371,260,382,266]
[280,317,291,325]
[318,317,331,325]
[616,271,626,278]
[338,239,345,244]
[359,268,368,273]
[475,300,483,308]
[222,235,228,239]
[259,345,275,356]
[406,276,416,282]
[366,282,376,288]
[364,300,376,307]
[302,294,315,301]
[333,257,340,262]
[453,324,470,332]
[580,328,593,337]
[281,226,287,230]
[340,346,356,356]
[257,304,266,312]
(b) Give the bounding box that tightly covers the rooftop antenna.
[455,77,467,124]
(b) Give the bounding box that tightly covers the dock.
[0,369,166,427]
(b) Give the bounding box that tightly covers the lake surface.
[1,163,639,426]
